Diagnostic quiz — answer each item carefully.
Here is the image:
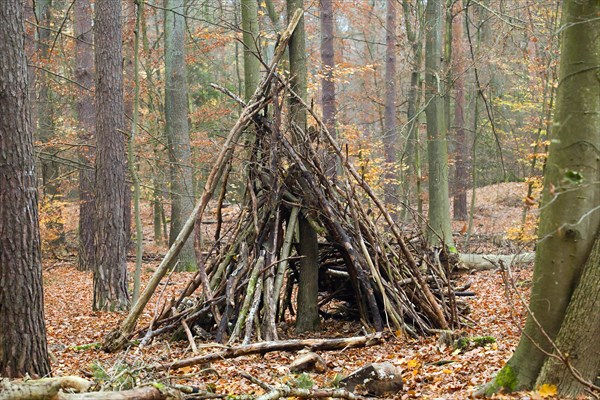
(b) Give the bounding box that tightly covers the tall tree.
[74,0,95,271]
[383,0,399,215]
[0,0,51,377]
[35,0,59,197]
[451,0,468,221]
[241,0,260,102]
[479,0,600,396]
[288,0,320,333]
[165,0,196,271]
[93,0,130,311]
[320,0,337,177]
[424,0,454,248]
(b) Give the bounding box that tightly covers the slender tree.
[93,0,130,311]
[241,0,260,102]
[74,0,96,271]
[424,0,454,248]
[165,0,196,271]
[320,0,337,177]
[479,0,600,396]
[451,0,468,221]
[35,0,59,197]
[287,0,320,333]
[383,0,399,215]
[0,0,51,377]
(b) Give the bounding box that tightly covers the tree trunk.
[451,0,468,221]
[287,0,320,334]
[74,0,96,272]
[383,0,398,216]
[0,0,51,377]
[241,0,260,101]
[424,0,454,249]
[165,0,197,271]
[400,0,423,220]
[320,0,337,177]
[479,0,600,395]
[93,0,131,311]
[35,0,60,198]
[536,231,600,396]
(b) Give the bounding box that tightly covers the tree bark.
[0,0,51,377]
[287,0,321,334]
[479,0,600,395]
[424,0,454,249]
[93,0,131,311]
[320,0,337,177]
[451,0,468,221]
[165,0,197,271]
[241,0,260,102]
[74,0,96,272]
[536,231,600,396]
[383,0,399,216]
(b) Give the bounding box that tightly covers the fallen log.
[459,252,535,271]
[160,333,382,371]
[0,376,91,400]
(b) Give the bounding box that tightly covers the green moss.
[495,365,518,392]
[70,342,100,351]
[294,373,314,390]
[471,336,496,347]
[152,382,166,391]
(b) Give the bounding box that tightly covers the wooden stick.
[160,333,382,371]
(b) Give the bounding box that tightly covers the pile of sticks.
[103,11,459,352]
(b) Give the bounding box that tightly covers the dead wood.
[101,9,304,353]
[159,333,383,371]
[459,252,534,271]
[241,372,368,400]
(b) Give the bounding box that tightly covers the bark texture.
[451,0,468,221]
[320,0,337,177]
[383,0,398,215]
[74,0,96,271]
[536,231,600,396]
[0,0,51,377]
[424,0,454,248]
[165,0,196,271]
[241,0,260,101]
[93,0,130,311]
[479,0,600,395]
[287,0,320,333]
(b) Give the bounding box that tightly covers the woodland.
[0,0,599,399]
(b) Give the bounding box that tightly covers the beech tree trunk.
[479,1,600,396]
[241,0,260,101]
[536,231,600,396]
[424,0,454,249]
[0,0,51,377]
[74,0,96,271]
[93,0,130,311]
[383,0,398,216]
[287,0,320,334]
[320,0,337,177]
[165,0,197,271]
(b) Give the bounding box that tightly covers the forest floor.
[42,182,547,399]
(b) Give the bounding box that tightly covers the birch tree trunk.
[0,0,51,377]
